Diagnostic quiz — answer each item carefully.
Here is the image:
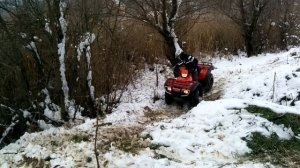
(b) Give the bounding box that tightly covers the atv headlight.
[181,73,188,78]
[166,86,172,92]
[183,89,190,94]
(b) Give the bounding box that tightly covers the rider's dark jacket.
[174,52,199,80]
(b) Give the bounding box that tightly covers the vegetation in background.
[217,0,300,57]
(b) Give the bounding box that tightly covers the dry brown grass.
[22,156,50,168]
[95,106,184,154]
[96,125,148,154]
[177,14,244,57]
[143,107,182,124]
[116,16,244,61]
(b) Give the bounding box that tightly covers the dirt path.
[95,76,226,156]
[204,77,225,101]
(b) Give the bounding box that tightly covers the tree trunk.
[162,33,178,66]
[160,0,182,66]
[245,32,254,57]
[45,0,69,121]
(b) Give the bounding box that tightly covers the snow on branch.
[168,0,183,57]
[0,104,19,146]
[26,41,41,64]
[0,114,19,144]
[0,104,16,113]
[0,114,18,145]
[41,88,62,121]
[58,0,70,110]
[45,19,52,35]
[77,33,96,101]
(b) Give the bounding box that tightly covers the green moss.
[24,156,49,168]
[244,105,300,166]
[117,140,145,154]
[246,132,300,166]
[71,134,89,143]
[246,105,300,134]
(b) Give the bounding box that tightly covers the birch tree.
[122,0,210,65]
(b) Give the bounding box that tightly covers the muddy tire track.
[204,77,225,101]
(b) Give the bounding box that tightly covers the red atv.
[164,63,214,106]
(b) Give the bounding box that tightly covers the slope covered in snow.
[0,48,300,168]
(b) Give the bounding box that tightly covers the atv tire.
[190,90,200,107]
[203,73,214,93]
[165,92,173,105]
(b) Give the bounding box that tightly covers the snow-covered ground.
[1,48,300,168]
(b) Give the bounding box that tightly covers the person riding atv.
[165,52,214,106]
[174,52,199,81]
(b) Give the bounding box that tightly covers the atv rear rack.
[199,62,215,70]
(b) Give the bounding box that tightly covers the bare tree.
[121,0,211,65]
[0,0,72,122]
[218,0,268,57]
[0,1,71,148]
[275,0,299,49]
[67,0,113,118]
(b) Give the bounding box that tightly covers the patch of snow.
[0,162,9,168]
[45,19,52,35]
[104,64,171,124]
[37,120,53,130]
[271,22,276,26]
[213,48,300,112]
[20,33,27,38]
[41,88,61,121]
[103,99,293,167]
[22,110,31,118]
[23,143,49,159]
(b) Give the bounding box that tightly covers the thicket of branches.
[217,0,300,56]
[0,0,299,148]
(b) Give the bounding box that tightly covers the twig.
[186,148,195,153]
[272,72,277,102]
[94,108,100,168]
[0,104,16,112]
[0,114,19,146]
[96,122,112,127]
[156,64,159,87]
[2,152,18,154]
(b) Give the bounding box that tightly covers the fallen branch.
[96,122,112,127]
[0,104,16,112]
[0,114,19,146]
